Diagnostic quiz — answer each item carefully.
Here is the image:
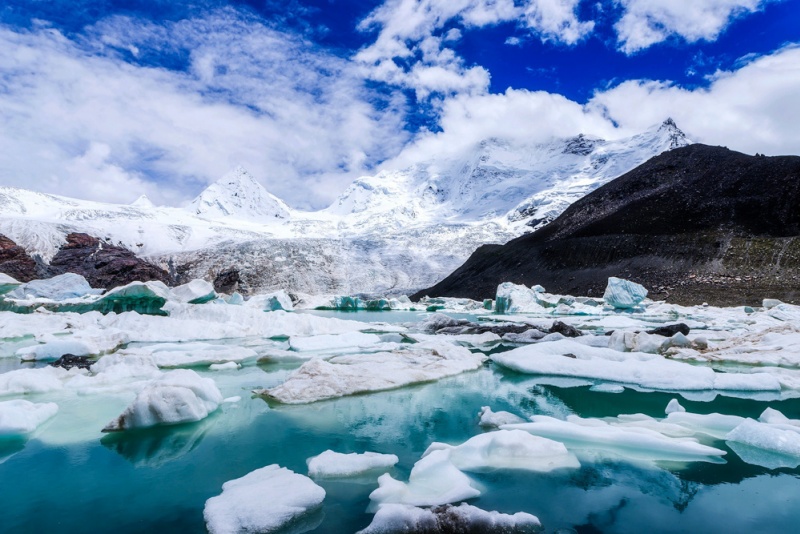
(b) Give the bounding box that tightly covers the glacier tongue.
[0,121,690,295]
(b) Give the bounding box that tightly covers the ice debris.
[245,290,293,311]
[478,406,526,427]
[204,464,325,534]
[306,450,399,478]
[170,279,217,304]
[7,273,102,301]
[0,273,21,295]
[102,369,223,431]
[357,503,541,534]
[260,342,486,404]
[0,399,58,436]
[603,277,647,309]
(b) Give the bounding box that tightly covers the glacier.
[0,120,689,295]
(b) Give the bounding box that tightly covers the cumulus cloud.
[589,44,800,155]
[384,44,800,171]
[0,10,408,208]
[614,0,773,54]
[356,0,593,98]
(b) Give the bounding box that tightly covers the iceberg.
[495,283,544,314]
[123,343,260,368]
[0,399,58,437]
[357,503,541,534]
[0,273,21,295]
[7,273,101,301]
[245,290,293,311]
[503,414,727,463]
[369,449,480,507]
[426,429,580,472]
[259,342,486,404]
[603,277,648,309]
[204,464,325,534]
[170,279,216,304]
[306,450,399,478]
[102,369,223,431]
[492,339,781,393]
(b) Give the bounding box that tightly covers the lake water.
[2,311,799,533]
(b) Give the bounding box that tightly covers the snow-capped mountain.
[187,166,291,222]
[0,120,690,295]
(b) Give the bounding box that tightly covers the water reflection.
[100,417,215,468]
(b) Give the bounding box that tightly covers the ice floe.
[204,464,325,534]
[306,450,399,478]
[426,429,580,472]
[102,369,223,431]
[260,342,486,404]
[603,277,647,309]
[502,415,727,463]
[492,339,781,393]
[0,399,58,436]
[358,503,541,534]
[478,406,527,427]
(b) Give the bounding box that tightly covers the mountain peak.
[188,167,291,222]
[657,117,689,149]
[131,194,155,208]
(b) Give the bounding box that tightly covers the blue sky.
[1,0,799,208]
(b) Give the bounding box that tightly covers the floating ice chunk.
[0,273,21,295]
[170,279,216,304]
[16,329,129,361]
[406,332,501,347]
[727,419,800,459]
[137,343,259,368]
[102,369,223,431]
[0,399,58,436]
[224,292,244,305]
[369,449,480,507]
[357,503,541,534]
[478,406,526,427]
[664,411,745,439]
[223,396,241,403]
[759,407,800,427]
[306,450,399,478]
[763,298,783,309]
[603,277,647,309]
[492,339,781,393]
[665,399,686,414]
[495,283,544,314]
[503,415,726,462]
[0,366,74,396]
[245,290,293,311]
[261,342,486,404]
[96,280,171,315]
[289,332,381,352]
[8,273,101,301]
[590,384,625,393]
[428,430,580,472]
[204,464,325,534]
[210,362,240,371]
[502,329,547,343]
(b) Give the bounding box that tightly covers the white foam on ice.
[204,464,325,534]
[306,450,399,478]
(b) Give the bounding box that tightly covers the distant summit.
[187,166,291,222]
[131,194,155,209]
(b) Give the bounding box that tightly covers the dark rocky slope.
[0,234,46,282]
[48,233,173,288]
[0,233,172,289]
[413,145,800,306]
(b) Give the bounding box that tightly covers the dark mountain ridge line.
[413,144,800,306]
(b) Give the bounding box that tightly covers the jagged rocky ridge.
[0,122,688,295]
[414,145,800,306]
[0,233,171,289]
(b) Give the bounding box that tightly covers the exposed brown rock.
[49,233,173,289]
[0,234,42,282]
[213,268,240,294]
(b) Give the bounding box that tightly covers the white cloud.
[356,0,593,98]
[589,45,800,155]
[0,11,408,208]
[385,44,800,171]
[614,0,772,54]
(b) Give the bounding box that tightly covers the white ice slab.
[306,450,399,478]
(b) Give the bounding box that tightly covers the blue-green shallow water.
[2,360,800,534]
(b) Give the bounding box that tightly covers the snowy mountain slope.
[187,166,292,222]
[0,120,689,294]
